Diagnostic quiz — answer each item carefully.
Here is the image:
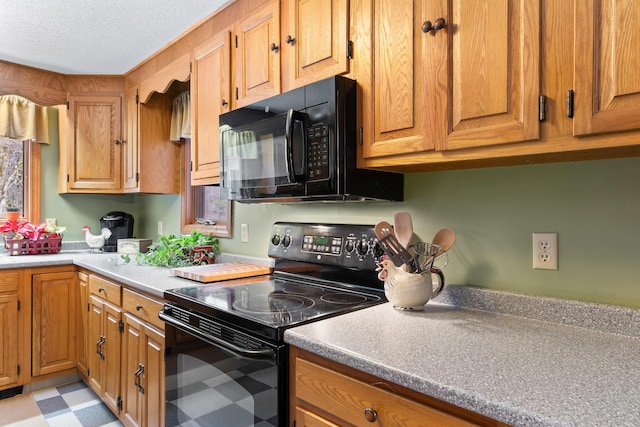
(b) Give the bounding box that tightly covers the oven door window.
[165,326,286,427]
[221,112,305,189]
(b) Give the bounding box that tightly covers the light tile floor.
[0,382,123,427]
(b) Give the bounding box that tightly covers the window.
[180,139,231,238]
[0,136,39,222]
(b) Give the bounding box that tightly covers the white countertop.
[285,297,640,427]
[4,249,640,426]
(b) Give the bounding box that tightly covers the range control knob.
[355,239,369,256]
[373,241,385,259]
[282,235,292,248]
[271,234,281,246]
[345,240,355,253]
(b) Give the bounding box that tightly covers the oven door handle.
[159,310,276,360]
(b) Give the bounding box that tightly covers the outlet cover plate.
[533,232,558,270]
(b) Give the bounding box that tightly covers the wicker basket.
[3,236,62,256]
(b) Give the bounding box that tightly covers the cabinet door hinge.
[17,364,20,376]
[17,300,20,311]
[359,127,363,145]
[117,396,123,411]
[87,302,90,312]
[235,87,239,100]
[87,368,90,377]
[190,160,193,172]
[538,95,546,122]
[567,90,574,118]
[347,40,353,59]
[136,172,139,183]
[66,174,70,183]
[66,101,70,110]
[235,35,238,48]
[118,320,124,333]
[135,93,139,104]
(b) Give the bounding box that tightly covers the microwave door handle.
[285,109,306,183]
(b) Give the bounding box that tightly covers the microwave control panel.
[268,222,382,270]
[307,123,330,181]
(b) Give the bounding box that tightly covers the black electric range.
[162,222,386,342]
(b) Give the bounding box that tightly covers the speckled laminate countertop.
[285,287,640,427]
[3,247,639,426]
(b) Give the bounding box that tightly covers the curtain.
[0,95,50,143]
[170,90,191,142]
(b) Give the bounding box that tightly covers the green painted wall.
[41,109,640,308]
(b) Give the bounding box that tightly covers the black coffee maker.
[100,211,134,252]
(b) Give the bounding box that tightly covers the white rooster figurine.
[82,225,112,252]
[377,258,434,311]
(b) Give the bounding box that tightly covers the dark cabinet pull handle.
[422,18,447,33]
[433,17,447,31]
[113,140,120,145]
[270,42,279,53]
[364,407,378,422]
[135,304,143,311]
[222,99,228,107]
[96,336,105,359]
[286,35,295,45]
[98,287,105,293]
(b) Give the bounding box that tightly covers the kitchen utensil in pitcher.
[374,221,419,272]
[393,211,413,249]
[432,227,456,256]
[410,241,441,272]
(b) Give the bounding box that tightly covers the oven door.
[161,309,288,427]
[220,109,307,200]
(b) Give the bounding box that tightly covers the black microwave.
[219,76,403,203]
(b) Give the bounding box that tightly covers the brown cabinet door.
[102,301,122,415]
[123,87,139,191]
[121,313,143,427]
[281,0,350,91]
[65,95,122,191]
[141,323,165,427]
[360,0,430,158]
[0,293,19,388]
[32,271,78,377]
[234,0,281,108]
[432,0,541,151]
[574,0,640,135]
[77,272,89,378]
[191,29,232,186]
[88,295,105,396]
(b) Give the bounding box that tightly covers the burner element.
[321,292,368,305]
[232,294,316,315]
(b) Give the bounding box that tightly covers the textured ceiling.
[0,0,232,74]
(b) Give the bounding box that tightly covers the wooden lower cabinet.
[87,275,123,415]
[120,288,165,427]
[32,270,78,377]
[291,347,507,427]
[0,270,22,389]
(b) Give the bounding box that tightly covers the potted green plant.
[136,230,219,268]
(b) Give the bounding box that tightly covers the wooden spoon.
[393,211,413,249]
[432,227,456,256]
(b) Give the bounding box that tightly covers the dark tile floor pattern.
[32,382,123,427]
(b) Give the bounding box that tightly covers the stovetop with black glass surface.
[163,222,386,342]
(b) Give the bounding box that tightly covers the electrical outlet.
[157,221,163,236]
[241,224,249,243]
[532,232,558,270]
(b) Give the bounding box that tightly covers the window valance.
[0,95,50,143]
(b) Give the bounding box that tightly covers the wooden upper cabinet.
[574,0,640,136]
[281,0,350,92]
[431,0,541,151]
[360,0,541,159]
[359,0,430,158]
[191,29,232,186]
[64,95,123,192]
[234,0,281,108]
[123,87,139,191]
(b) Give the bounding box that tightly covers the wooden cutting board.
[170,262,272,283]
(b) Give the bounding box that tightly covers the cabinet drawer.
[88,275,121,306]
[122,288,164,330]
[296,358,477,427]
[0,271,19,292]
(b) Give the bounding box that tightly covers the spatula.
[374,221,419,272]
[393,211,413,249]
